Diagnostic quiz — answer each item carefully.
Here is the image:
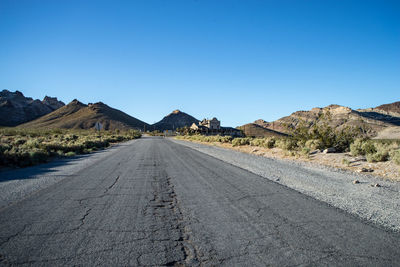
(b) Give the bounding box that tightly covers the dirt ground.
[182,139,400,181]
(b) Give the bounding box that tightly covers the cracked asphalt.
[1,136,400,266]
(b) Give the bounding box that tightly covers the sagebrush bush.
[265,138,276,148]
[250,138,265,147]
[350,139,398,163]
[350,139,366,156]
[342,158,351,166]
[391,150,400,165]
[366,151,389,163]
[305,139,323,150]
[275,138,298,151]
[29,150,49,164]
[301,146,311,156]
[232,138,251,147]
[177,135,234,144]
[362,141,377,155]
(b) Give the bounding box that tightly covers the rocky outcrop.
[0,90,65,126]
[42,96,65,110]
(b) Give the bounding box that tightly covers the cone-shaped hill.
[153,109,199,131]
[20,99,150,130]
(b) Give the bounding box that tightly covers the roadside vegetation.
[176,121,400,167]
[350,138,400,164]
[148,130,165,136]
[0,128,141,167]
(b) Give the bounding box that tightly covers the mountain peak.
[171,109,181,115]
[42,96,65,110]
[69,99,85,106]
[153,110,199,131]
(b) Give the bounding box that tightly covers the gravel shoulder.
[0,140,139,209]
[172,138,400,232]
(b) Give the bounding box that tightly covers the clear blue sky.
[1,0,399,126]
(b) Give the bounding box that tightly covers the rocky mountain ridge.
[0,90,65,126]
[250,102,400,138]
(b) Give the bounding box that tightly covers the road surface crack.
[140,173,201,266]
[104,175,120,194]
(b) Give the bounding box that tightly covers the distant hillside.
[246,103,400,138]
[20,100,150,130]
[358,101,400,118]
[0,90,65,126]
[153,110,199,131]
[238,123,286,138]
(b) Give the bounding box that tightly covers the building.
[190,118,242,136]
[199,118,220,130]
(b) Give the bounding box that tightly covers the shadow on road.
[0,154,91,183]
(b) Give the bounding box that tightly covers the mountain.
[20,99,150,130]
[246,103,400,138]
[0,89,65,126]
[153,110,199,131]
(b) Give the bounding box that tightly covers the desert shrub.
[83,140,109,149]
[342,158,351,166]
[350,139,377,156]
[301,146,311,156]
[290,119,359,152]
[0,144,11,153]
[350,139,366,156]
[179,134,238,145]
[350,139,399,163]
[65,151,76,157]
[391,150,400,165]
[13,139,26,146]
[276,138,298,151]
[304,139,323,150]
[220,136,233,143]
[250,138,265,147]
[22,139,40,149]
[361,141,377,155]
[29,150,48,164]
[366,151,389,163]
[232,138,251,147]
[264,137,276,148]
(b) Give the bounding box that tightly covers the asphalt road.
[0,136,400,266]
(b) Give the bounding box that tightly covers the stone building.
[190,118,241,136]
[199,118,220,130]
